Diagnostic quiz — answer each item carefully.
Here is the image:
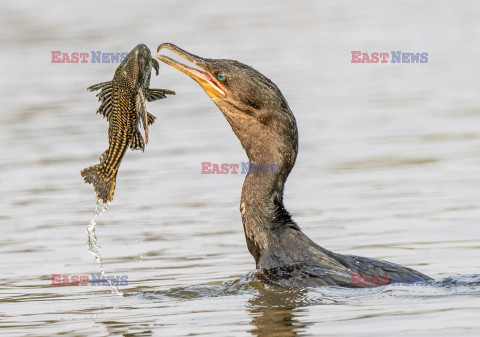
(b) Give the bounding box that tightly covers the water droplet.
[86,200,123,296]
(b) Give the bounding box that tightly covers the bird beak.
[156,43,226,98]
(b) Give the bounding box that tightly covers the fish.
[81,44,175,203]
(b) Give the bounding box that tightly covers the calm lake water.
[1,0,480,336]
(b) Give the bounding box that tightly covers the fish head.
[116,44,158,90]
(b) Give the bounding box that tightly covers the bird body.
[157,43,432,287]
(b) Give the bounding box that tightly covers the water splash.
[132,273,480,305]
[87,200,123,296]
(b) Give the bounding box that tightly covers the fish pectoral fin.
[145,88,175,102]
[136,88,149,144]
[87,81,111,92]
[130,129,145,152]
[89,81,114,121]
[152,58,159,76]
[147,112,156,125]
[136,88,147,126]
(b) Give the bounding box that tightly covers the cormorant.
[157,43,432,287]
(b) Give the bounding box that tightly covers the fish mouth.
[123,44,150,66]
[156,43,226,98]
[132,44,150,58]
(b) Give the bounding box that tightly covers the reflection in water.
[98,319,153,337]
[248,285,308,337]
[134,274,480,336]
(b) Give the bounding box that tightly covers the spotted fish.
[81,44,174,203]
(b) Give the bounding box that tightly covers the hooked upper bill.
[156,43,226,98]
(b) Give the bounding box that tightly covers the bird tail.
[81,164,116,203]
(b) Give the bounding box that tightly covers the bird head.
[157,43,298,173]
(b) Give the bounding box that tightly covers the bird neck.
[213,99,299,267]
[239,143,298,267]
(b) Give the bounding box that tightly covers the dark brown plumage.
[157,43,432,287]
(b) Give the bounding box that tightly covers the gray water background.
[1,1,480,336]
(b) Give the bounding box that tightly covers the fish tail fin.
[81,164,116,203]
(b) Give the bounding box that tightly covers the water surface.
[1,0,480,336]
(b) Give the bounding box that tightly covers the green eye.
[218,72,225,81]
